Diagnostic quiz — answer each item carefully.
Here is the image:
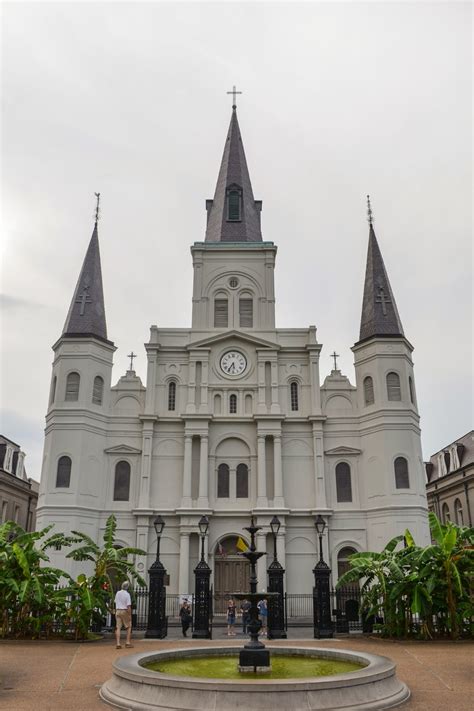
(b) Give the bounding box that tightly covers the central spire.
[205,107,262,243]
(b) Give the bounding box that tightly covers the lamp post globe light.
[192,515,212,639]
[145,515,168,639]
[267,515,287,639]
[312,515,334,639]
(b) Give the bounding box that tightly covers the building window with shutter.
[227,189,241,221]
[114,461,131,501]
[214,298,228,327]
[336,462,352,502]
[363,376,374,405]
[394,456,410,488]
[56,456,72,488]
[290,381,299,411]
[217,463,230,498]
[229,393,237,414]
[386,372,401,401]
[50,376,57,405]
[65,372,80,401]
[442,502,450,523]
[454,499,463,525]
[408,377,415,404]
[92,376,104,405]
[236,463,249,498]
[168,381,176,411]
[239,298,253,327]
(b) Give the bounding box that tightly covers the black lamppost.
[145,515,168,638]
[312,515,333,639]
[267,515,287,639]
[192,515,212,639]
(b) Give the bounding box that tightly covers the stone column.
[182,434,193,506]
[256,530,267,591]
[198,434,209,507]
[178,531,190,595]
[257,434,267,507]
[138,420,154,508]
[276,529,286,571]
[312,424,327,509]
[273,434,285,507]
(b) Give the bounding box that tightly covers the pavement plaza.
[0,631,472,710]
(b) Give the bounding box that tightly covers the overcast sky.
[1,1,472,481]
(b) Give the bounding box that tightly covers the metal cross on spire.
[226,84,242,109]
[76,286,92,316]
[127,351,137,371]
[366,194,374,225]
[94,192,101,224]
[331,351,340,371]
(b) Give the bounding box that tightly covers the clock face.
[220,351,247,376]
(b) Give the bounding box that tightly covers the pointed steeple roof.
[62,219,109,342]
[205,108,262,242]
[358,222,405,343]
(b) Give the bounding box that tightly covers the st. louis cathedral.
[37,105,429,595]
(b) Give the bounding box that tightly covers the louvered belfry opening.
[214,298,228,327]
[239,298,253,327]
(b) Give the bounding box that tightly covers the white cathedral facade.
[37,106,429,595]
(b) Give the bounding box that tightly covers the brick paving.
[0,631,472,710]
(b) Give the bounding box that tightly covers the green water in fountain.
[143,655,363,680]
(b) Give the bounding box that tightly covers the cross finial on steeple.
[226,84,242,110]
[331,350,340,371]
[94,192,101,225]
[367,194,374,225]
[127,351,137,371]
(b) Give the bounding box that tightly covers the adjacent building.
[425,431,473,527]
[0,435,39,530]
[37,105,429,594]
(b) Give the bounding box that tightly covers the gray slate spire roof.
[62,221,108,342]
[205,107,262,242]
[358,223,405,343]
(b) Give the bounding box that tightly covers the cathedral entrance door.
[214,536,250,609]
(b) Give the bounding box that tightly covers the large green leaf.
[12,543,31,578]
[429,511,444,546]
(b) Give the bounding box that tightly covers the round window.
[228,277,239,289]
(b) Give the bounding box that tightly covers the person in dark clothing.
[179,599,192,637]
[240,598,251,635]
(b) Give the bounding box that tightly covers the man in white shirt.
[114,581,133,649]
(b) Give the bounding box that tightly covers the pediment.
[188,330,279,351]
[324,446,362,456]
[104,445,142,455]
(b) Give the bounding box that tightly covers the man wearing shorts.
[114,581,133,649]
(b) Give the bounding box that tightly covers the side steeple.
[63,196,109,342]
[205,106,262,243]
[357,197,404,344]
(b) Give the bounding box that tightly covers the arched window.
[386,372,401,401]
[50,376,57,405]
[442,502,450,523]
[217,463,230,498]
[114,461,131,501]
[454,498,463,526]
[214,393,222,415]
[214,297,228,327]
[229,394,237,414]
[290,381,299,411]
[245,393,252,414]
[408,377,415,404]
[56,456,71,488]
[92,376,104,405]
[394,456,410,489]
[236,463,249,498]
[168,381,176,411]
[336,462,352,502]
[65,372,80,401]
[239,297,253,327]
[363,376,374,405]
[337,547,357,580]
[227,189,241,221]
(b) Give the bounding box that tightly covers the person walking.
[240,598,251,635]
[226,597,236,636]
[258,598,268,637]
[114,581,133,649]
[179,598,192,637]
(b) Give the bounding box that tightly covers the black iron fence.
[129,586,365,633]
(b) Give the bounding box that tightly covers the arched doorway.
[214,536,250,598]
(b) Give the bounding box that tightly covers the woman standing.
[258,598,268,636]
[226,597,236,636]
[179,598,192,637]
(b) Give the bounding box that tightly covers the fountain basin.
[100,645,410,710]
